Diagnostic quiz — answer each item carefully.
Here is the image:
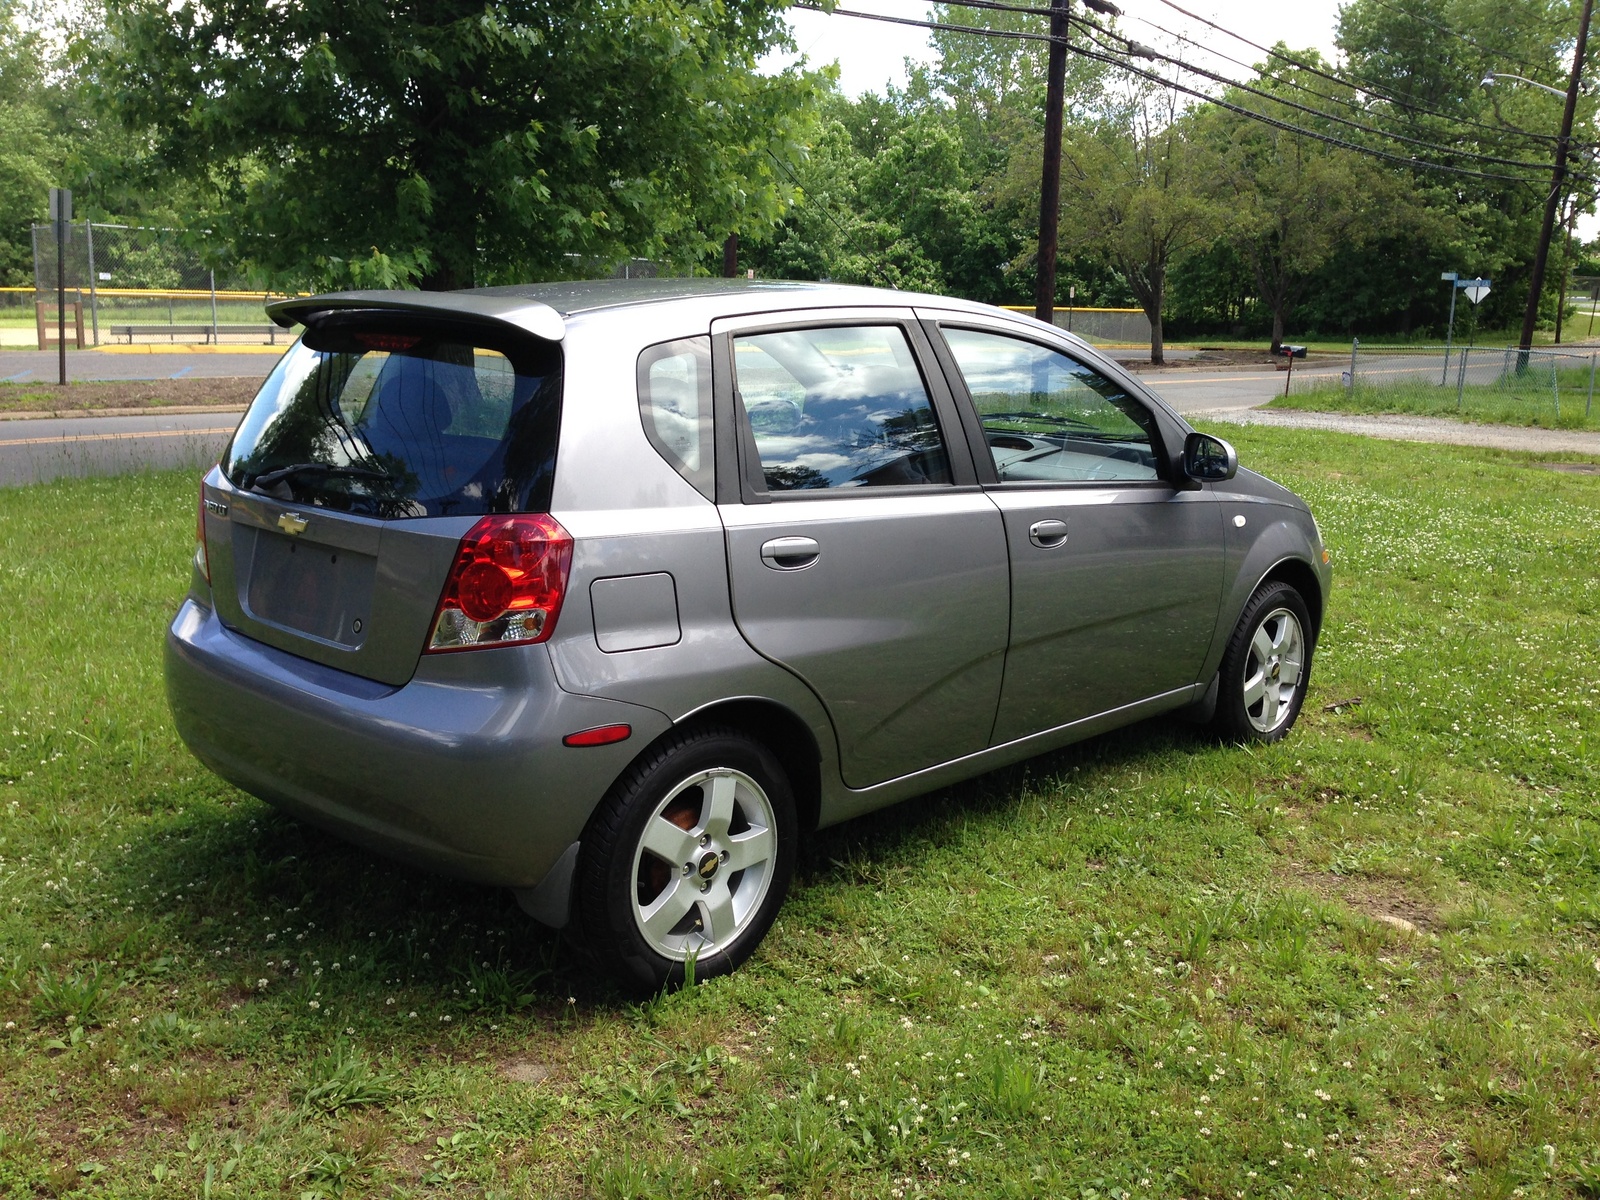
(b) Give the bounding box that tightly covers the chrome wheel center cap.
[1268,656,1281,680]
[696,851,721,882]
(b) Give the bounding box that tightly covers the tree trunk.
[421,262,472,292]
[1270,307,1285,354]
[1146,269,1166,365]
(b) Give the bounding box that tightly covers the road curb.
[93,344,285,355]
[0,405,248,422]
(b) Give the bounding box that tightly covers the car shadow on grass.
[103,714,1211,1018]
[796,714,1212,887]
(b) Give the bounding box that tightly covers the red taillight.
[425,514,573,653]
[563,724,633,748]
[195,485,210,583]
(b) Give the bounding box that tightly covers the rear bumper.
[164,599,671,888]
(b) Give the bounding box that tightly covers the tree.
[1334,0,1597,333]
[0,2,63,284]
[1050,90,1216,363]
[1187,49,1455,350]
[88,1,823,290]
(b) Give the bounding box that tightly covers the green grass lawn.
[1,431,1597,1198]
[1275,378,1600,431]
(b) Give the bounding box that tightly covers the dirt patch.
[498,1058,552,1085]
[0,377,258,415]
[1279,865,1440,933]
[1532,460,1600,474]
[1363,1117,1452,1183]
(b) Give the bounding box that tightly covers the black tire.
[1210,581,1315,744]
[572,726,796,992]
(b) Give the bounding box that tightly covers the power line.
[945,0,1568,145]
[1111,7,1564,145]
[796,3,1570,185]
[1070,18,1581,178]
[762,147,884,275]
[1142,0,1566,136]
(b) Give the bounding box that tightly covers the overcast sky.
[766,0,1347,97]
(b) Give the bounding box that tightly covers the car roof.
[266,278,1002,343]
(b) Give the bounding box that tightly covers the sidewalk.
[1193,406,1600,456]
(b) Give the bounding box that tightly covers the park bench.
[109,323,282,345]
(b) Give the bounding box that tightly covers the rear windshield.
[224,314,561,518]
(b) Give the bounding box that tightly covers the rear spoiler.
[267,291,565,343]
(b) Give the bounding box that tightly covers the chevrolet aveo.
[165,279,1331,990]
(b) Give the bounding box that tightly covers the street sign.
[1461,278,1492,304]
[48,187,71,224]
[1440,271,1458,282]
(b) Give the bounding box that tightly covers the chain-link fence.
[1000,306,1153,347]
[28,222,281,346]
[1289,340,1600,423]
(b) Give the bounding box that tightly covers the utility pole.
[1034,0,1070,326]
[1517,0,1594,365]
[50,188,70,387]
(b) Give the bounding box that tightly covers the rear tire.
[1211,581,1314,744]
[573,726,796,992]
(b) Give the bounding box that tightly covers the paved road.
[0,409,240,488]
[4,358,1592,491]
[1137,364,1345,414]
[0,348,280,383]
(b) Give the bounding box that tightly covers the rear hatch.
[203,308,563,686]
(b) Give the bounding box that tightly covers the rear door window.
[732,324,952,492]
[225,317,560,518]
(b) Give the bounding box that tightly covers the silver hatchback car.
[166,279,1330,989]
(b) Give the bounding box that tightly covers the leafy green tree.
[1190,50,1463,349]
[1334,0,1596,333]
[88,0,823,291]
[1048,90,1217,363]
[0,2,63,285]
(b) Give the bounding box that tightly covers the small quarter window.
[733,324,952,492]
[638,336,714,499]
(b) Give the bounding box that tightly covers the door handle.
[760,536,820,570]
[1028,519,1069,548]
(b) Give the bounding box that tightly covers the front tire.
[573,726,796,992]
[1211,581,1314,743]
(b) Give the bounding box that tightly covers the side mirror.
[1183,431,1237,482]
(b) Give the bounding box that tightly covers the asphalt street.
[0,348,281,383]
[1136,364,1344,414]
[0,351,1501,489]
[0,409,242,488]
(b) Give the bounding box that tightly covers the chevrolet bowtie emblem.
[277,511,309,536]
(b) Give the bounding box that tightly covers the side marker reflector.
[563,724,632,748]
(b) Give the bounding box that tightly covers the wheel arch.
[1256,555,1325,640]
[663,698,823,839]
